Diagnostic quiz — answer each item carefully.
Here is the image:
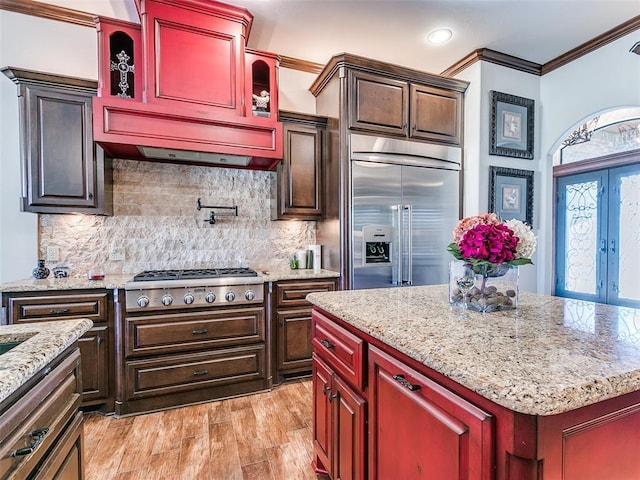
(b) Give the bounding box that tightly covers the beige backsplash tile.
[38,159,315,277]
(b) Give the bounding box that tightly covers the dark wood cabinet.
[349,69,463,145]
[272,111,327,220]
[272,278,338,381]
[119,305,267,415]
[2,290,115,412]
[1,67,112,214]
[368,344,493,480]
[0,347,84,480]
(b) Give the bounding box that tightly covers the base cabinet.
[272,278,338,382]
[0,347,84,480]
[312,354,366,480]
[368,345,493,480]
[2,290,114,412]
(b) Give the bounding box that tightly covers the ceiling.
[38,0,640,75]
[227,0,640,74]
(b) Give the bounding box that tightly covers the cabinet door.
[410,84,462,145]
[273,115,325,220]
[312,354,333,475]
[21,83,106,213]
[368,345,493,480]
[78,326,109,404]
[349,70,408,136]
[333,374,366,480]
[276,308,313,372]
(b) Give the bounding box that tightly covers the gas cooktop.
[132,267,258,282]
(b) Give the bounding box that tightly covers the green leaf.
[508,258,533,266]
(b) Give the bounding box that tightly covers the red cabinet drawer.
[312,310,364,390]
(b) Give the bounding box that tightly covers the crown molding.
[0,0,94,27]
[279,55,323,74]
[441,48,542,77]
[542,15,640,75]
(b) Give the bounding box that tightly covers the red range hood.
[93,0,282,170]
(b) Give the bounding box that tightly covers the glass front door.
[555,163,640,307]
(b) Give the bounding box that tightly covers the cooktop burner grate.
[132,267,258,282]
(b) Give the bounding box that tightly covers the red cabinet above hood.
[93,0,282,170]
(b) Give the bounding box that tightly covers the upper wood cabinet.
[1,67,112,214]
[349,69,463,145]
[272,111,327,220]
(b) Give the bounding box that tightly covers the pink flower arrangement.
[448,213,535,267]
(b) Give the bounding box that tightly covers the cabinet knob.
[328,392,338,403]
[322,384,329,395]
[88,192,93,199]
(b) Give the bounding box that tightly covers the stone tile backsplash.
[38,159,316,277]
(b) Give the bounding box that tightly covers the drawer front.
[9,293,108,323]
[312,310,364,389]
[0,349,81,479]
[276,280,337,308]
[125,307,265,357]
[125,345,266,400]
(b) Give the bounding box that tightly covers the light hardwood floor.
[83,379,325,480]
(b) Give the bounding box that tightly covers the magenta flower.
[458,223,519,264]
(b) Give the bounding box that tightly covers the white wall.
[539,31,640,294]
[456,62,542,293]
[0,11,100,282]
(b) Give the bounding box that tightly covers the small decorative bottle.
[32,259,50,279]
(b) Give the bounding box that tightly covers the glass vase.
[449,260,518,313]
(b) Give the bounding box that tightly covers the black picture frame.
[489,90,534,159]
[489,166,534,227]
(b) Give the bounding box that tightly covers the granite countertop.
[0,269,339,292]
[307,285,640,416]
[0,319,93,404]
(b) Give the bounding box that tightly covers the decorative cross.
[110,50,135,98]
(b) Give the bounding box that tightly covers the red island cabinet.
[312,311,366,480]
[311,306,640,480]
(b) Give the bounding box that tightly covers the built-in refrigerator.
[349,134,461,289]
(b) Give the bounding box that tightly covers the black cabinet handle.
[393,374,421,391]
[322,384,329,395]
[193,370,208,376]
[50,308,70,314]
[12,428,49,457]
[192,328,208,335]
[328,392,338,403]
[320,339,335,349]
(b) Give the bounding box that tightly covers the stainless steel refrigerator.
[350,134,461,289]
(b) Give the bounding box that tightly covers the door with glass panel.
[555,163,640,307]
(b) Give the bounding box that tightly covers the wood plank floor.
[83,379,326,480]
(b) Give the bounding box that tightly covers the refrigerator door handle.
[405,204,413,285]
[392,204,403,286]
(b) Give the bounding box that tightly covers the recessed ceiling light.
[426,28,453,45]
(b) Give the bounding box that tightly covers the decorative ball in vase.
[32,259,50,279]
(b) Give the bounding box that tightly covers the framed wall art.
[488,166,534,226]
[489,90,534,159]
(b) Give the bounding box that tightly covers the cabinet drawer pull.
[12,428,49,457]
[393,374,421,391]
[192,328,208,335]
[193,370,208,376]
[328,392,338,403]
[50,308,70,314]
[320,339,335,349]
[322,384,329,395]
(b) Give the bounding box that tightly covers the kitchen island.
[0,319,92,479]
[307,285,640,480]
